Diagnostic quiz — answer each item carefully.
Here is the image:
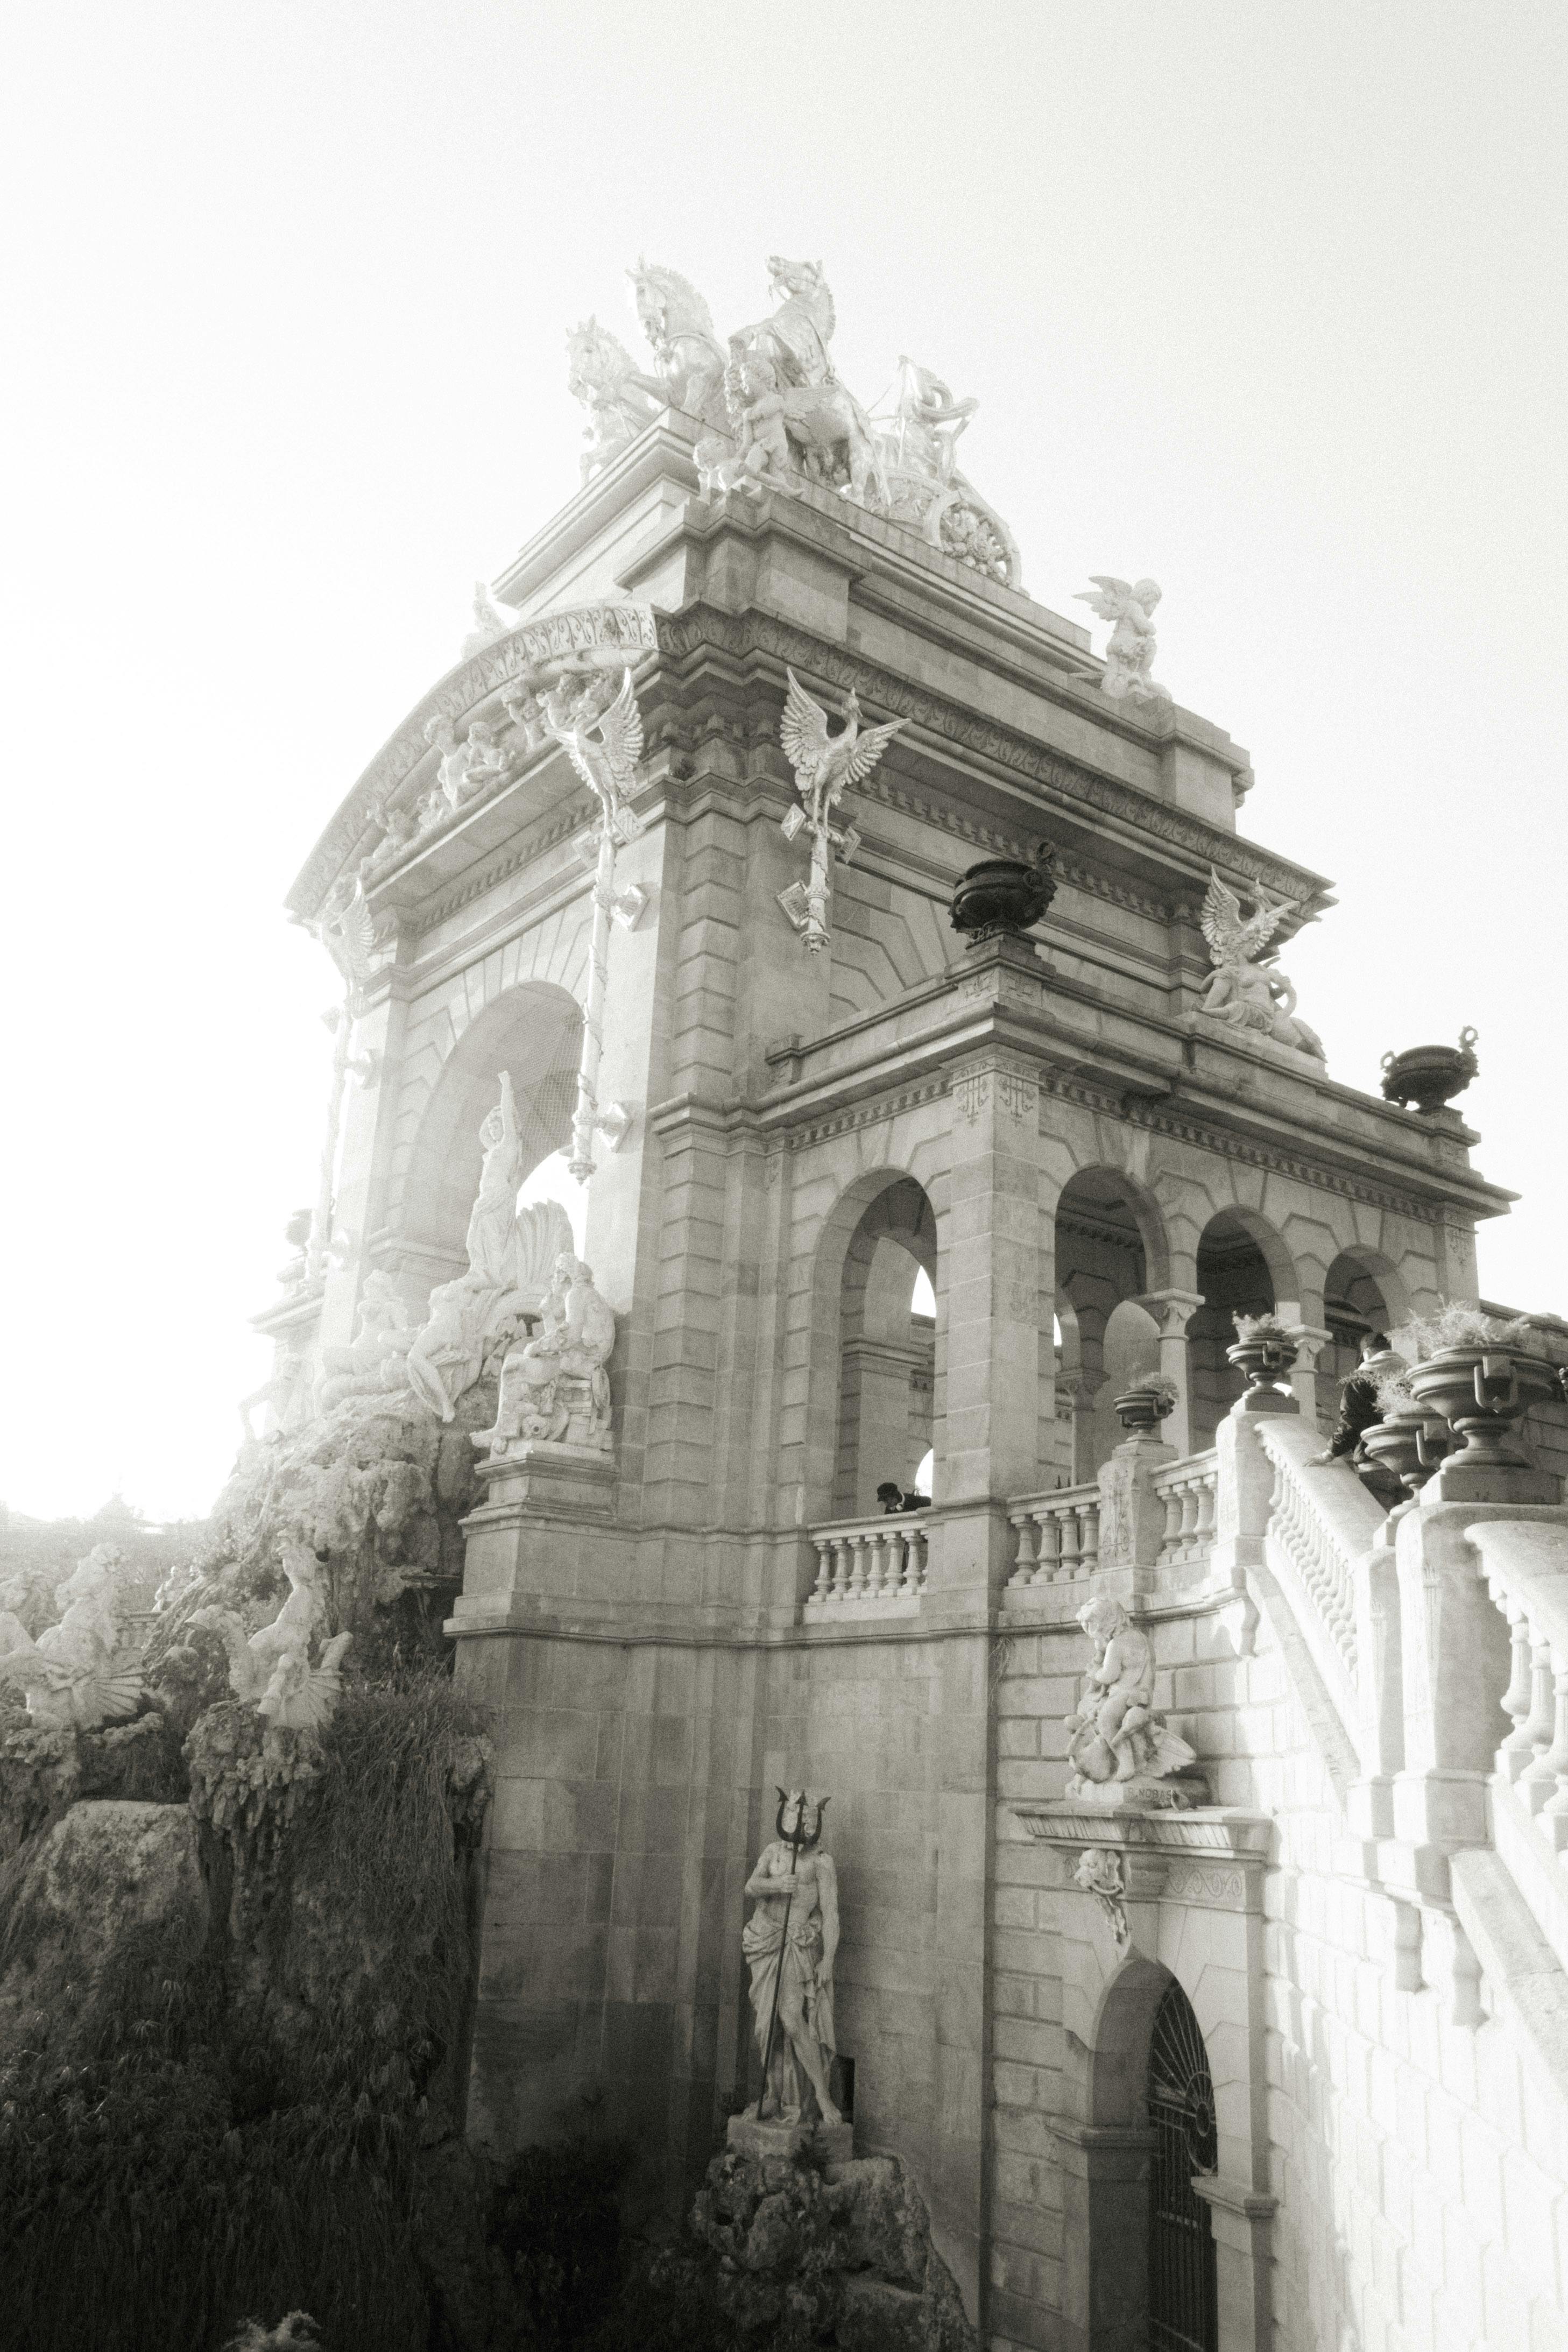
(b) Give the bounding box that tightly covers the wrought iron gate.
[1147,1977,1218,2352]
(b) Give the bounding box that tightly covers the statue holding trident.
[739,1789,843,2139]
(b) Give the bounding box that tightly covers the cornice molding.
[654,603,1330,912]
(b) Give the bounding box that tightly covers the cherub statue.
[486,1251,616,1452]
[0,1544,146,1729]
[717,355,799,499]
[1076,577,1172,704]
[742,1790,841,2129]
[192,1532,352,1733]
[1064,1595,1196,1796]
[423,714,509,813]
[1198,870,1326,1060]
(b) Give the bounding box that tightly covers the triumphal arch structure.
[267,255,1568,2350]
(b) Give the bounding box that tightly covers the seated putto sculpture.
[1076,576,1173,704]
[1198,869,1326,1061]
[1064,1595,1198,1805]
[741,1789,842,2131]
[483,1251,616,1455]
[0,1543,147,1730]
[193,1532,352,1733]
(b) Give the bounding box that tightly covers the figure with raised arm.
[741,1789,841,2128]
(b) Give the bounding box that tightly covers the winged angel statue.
[1076,577,1171,705]
[1198,870,1325,1060]
[776,668,906,951]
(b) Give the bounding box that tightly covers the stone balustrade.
[1464,1521,1568,1975]
[1254,1416,1371,1719]
[805,1510,929,1615]
[1152,1450,1218,1567]
[1006,1481,1101,1588]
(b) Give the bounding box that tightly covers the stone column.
[1136,1288,1204,1457]
[1047,2118,1158,2352]
[1288,1320,1333,1430]
[1189,2177,1276,2352]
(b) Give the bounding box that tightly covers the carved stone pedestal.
[472,1439,618,1520]
[1063,1769,1209,1813]
[726,2111,853,2165]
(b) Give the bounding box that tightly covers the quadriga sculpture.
[192,1532,352,1733]
[0,1543,147,1730]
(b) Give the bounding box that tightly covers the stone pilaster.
[1136,1288,1204,1458]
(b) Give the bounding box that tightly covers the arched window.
[1147,1976,1219,2352]
[832,1178,937,1517]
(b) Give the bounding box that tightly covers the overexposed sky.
[2,2,1564,1520]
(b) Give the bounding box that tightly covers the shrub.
[1393,1302,1532,1361]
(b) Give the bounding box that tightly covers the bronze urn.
[950,847,1057,943]
[1380,1028,1478,1114]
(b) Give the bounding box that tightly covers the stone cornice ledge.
[655,602,1325,912]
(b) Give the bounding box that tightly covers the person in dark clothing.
[876,1481,907,1514]
[1309,1332,1402,1469]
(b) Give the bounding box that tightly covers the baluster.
[1525,1655,1568,1820]
[1499,1606,1536,1759]
[1160,1486,1183,1557]
[811,1539,831,1604]
[1009,1514,1037,1587]
[1178,1482,1201,1548]
[907,1525,928,1595]
[1511,1637,1558,1788]
[847,1532,868,1600]
[861,1529,885,1601]
[1195,1477,1217,1544]
[830,1535,852,1604]
[1057,1505,1081,1580]
[1078,1501,1100,1577]
[1034,1508,1062,1583]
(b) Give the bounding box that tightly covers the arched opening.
[394,982,583,1297]
[1054,1169,1167,1482]
[1146,1976,1218,2352]
[1186,1209,1294,1451]
[832,1177,937,1517]
[1319,1249,1400,1415]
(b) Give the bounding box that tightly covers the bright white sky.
[2,2,1564,1521]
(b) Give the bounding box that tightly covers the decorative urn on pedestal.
[1225,1313,1301,1415]
[949,845,1057,943]
[1404,1316,1560,1503]
[1112,1377,1179,1438]
[1380,1027,1478,1114]
[1358,1398,1453,1503]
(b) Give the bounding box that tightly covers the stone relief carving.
[741,1790,842,2130]
[1073,1846,1130,1945]
[482,1251,617,1457]
[1064,1595,1198,1806]
[1076,576,1172,704]
[192,1533,352,1733]
[776,667,905,952]
[1198,868,1326,1061]
[0,1545,148,1729]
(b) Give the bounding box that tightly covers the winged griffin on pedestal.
[1197,869,1325,1061]
[776,668,906,953]
[563,253,1021,586]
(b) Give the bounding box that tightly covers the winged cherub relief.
[1198,869,1326,1061]
[776,668,906,952]
[1076,576,1172,705]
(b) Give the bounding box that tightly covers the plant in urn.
[1113,1372,1180,1437]
[1226,1312,1300,1416]
[1399,1304,1560,1504]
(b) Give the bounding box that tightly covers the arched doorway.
[1320,1249,1398,1411]
[1147,1976,1219,2352]
[832,1178,937,1517]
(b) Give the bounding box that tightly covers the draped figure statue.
[741,1790,842,2128]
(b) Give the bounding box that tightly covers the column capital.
[1136,1287,1206,1336]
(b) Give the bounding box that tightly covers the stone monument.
[730,1789,850,2162]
